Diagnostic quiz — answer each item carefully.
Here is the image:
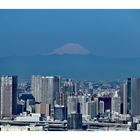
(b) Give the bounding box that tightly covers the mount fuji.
[0,43,140,81]
[47,43,92,55]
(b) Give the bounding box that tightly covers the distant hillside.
[0,54,140,81]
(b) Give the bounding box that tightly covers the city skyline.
[1,74,140,131]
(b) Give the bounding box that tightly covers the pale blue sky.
[0,10,140,57]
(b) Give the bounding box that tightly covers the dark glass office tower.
[67,113,82,130]
[131,78,140,116]
[12,76,18,116]
[127,78,131,115]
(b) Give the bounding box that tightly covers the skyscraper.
[78,95,88,117]
[67,96,79,115]
[126,78,140,116]
[99,100,104,115]
[31,75,59,110]
[54,105,67,121]
[127,78,131,114]
[67,113,82,130]
[88,98,99,119]
[111,91,121,114]
[94,97,99,116]
[87,101,95,119]
[0,75,18,119]
[131,78,140,116]
[122,81,127,115]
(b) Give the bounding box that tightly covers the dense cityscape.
[0,75,140,131]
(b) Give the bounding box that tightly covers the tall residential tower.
[0,75,18,119]
[31,75,59,110]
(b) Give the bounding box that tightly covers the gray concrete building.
[0,75,18,119]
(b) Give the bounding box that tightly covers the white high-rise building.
[122,81,127,115]
[31,75,59,110]
[31,75,42,103]
[111,91,121,114]
[67,95,91,116]
[94,98,99,116]
[99,100,104,114]
[67,96,79,114]
[88,99,98,119]
[87,101,94,119]
[78,95,90,116]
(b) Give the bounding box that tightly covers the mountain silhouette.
[47,43,92,55]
